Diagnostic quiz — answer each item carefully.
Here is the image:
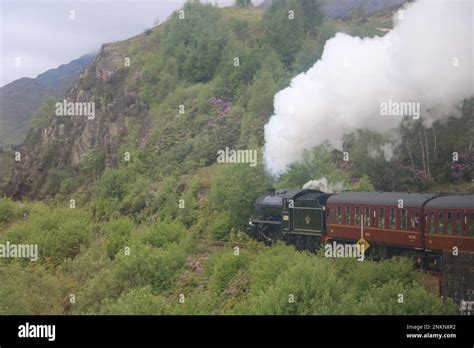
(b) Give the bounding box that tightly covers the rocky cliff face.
[9,36,149,199]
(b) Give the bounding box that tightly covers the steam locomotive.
[248,189,474,267]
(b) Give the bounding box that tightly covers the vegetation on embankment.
[0,1,470,315]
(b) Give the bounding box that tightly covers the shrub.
[208,251,250,293]
[73,267,125,314]
[113,241,189,293]
[232,246,456,315]
[0,198,23,226]
[0,261,68,314]
[209,212,233,240]
[95,168,131,219]
[100,287,170,315]
[104,217,134,259]
[60,243,112,285]
[209,162,270,227]
[139,219,186,248]
[2,204,93,264]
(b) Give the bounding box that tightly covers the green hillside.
[0,1,469,315]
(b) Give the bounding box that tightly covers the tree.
[79,150,106,180]
[24,97,57,147]
[263,0,305,67]
[30,97,56,131]
[396,98,474,186]
[342,129,393,190]
[351,175,375,192]
[235,0,252,7]
[161,2,229,83]
[300,0,324,35]
[209,161,270,227]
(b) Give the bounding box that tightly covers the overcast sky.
[0,0,263,87]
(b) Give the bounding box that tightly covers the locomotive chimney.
[266,188,276,196]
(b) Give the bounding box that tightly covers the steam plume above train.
[263,0,474,175]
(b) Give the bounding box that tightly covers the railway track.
[199,239,247,249]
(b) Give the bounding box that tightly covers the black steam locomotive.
[248,188,474,259]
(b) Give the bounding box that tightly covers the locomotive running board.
[250,219,281,225]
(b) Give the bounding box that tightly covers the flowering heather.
[413,170,434,184]
[396,164,434,191]
[208,97,231,117]
[450,149,474,179]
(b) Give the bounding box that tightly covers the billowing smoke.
[264,0,473,175]
[368,141,397,161]
[303,178,345,193]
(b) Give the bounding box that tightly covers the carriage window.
[411,211,420,231]
[455,211,462,235]
[355,207,361,226]
[437,211,444,234]
[345,206,351,225]
[389,209,396,229]
[336,206,342,224]
[400,209,407,229]
[446,211,452,235]
[379,208,385,228]
[469,213,474,237]
[364,207,370,227]
[429,211,435,234]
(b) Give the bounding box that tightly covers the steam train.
[248,189,474,268]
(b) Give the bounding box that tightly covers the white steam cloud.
[302,178,345,193]
[264,0,474,175]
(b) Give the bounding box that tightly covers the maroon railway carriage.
[325,192,438,258]
[424,194,474,253]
